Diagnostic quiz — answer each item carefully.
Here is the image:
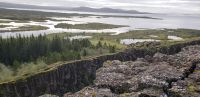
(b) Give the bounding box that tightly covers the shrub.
[0,64,14,82]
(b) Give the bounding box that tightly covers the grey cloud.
[0,0,199,14]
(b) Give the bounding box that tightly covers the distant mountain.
[68,7,149,14]
[0,2,150,14]
[0,2,69,10]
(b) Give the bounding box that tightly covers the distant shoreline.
[0,7,160,20]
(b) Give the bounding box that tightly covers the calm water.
[120,35,183,45]
[120,39,160,45]
[0,9,200,38]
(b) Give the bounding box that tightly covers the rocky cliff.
[1,40,200,97]
[65,45,200,97]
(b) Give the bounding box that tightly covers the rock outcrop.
[66,45,200,97]
[1,40,200,97]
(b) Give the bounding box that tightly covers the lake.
[0,9,200,38]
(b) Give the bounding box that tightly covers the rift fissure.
[1,40,200,97]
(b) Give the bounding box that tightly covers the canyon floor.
[40,44,200,97]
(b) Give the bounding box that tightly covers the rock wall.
[65,45,200,97]
[1,40,200,97]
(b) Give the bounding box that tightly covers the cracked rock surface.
[41,45,200,97]
[169,63,200,97]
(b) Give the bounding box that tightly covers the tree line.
[0,35,91,66]
[0,34,117,68]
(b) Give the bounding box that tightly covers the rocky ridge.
[1,40,200,97]
[65,45,200,97]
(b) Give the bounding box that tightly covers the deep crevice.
[164,61,199,97]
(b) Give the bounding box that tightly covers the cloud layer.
[1,0,200,14]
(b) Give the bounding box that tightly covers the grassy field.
[0,25,10,28]
[15,25,49,31]
[47,32,127,49]
[54,23,127,30]
[0,21,11,23]
[48,29,200,49]
[0,25,49,32]
[116,29,200,40]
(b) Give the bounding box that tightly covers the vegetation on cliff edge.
[0,34,117,82]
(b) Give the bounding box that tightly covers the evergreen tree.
[0,35,92,66]
[96,41,102,48]
[103,42,108,48]
[109,45,116,53]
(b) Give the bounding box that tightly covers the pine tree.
[109,45,116,53]
[0,35,92,66]
[96,41,102,48]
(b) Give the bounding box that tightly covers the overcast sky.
[1,0,200,14]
